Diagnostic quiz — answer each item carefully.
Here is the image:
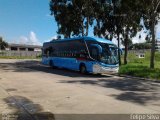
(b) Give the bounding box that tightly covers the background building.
[0,43,42,57]
[6,43,42,52]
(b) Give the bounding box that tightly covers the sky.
[0,0,58,45]
[0,0,160,46]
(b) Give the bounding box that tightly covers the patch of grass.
[119,63,160,79]
[119,51,160,80]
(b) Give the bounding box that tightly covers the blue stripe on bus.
[42,57,95,72]
[42,57,118,73]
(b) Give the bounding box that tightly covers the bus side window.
[90,47,99,60]
[79,50,88,58]
[44,47,53,57]
[49,47,54,56]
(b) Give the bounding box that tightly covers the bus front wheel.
[80,64,87,74]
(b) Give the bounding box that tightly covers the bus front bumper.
[93,64,119,74]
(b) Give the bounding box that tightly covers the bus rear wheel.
[80,65,87,74]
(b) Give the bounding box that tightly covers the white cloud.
[132,21,160,43]
[50,35,57,40]
[132,30,147,44]
[112,37,124,48]
[156,21,160,40]
[18,31,42,45]
[19,36,29,44]
[45,35,58,42]
[29,31,41,45]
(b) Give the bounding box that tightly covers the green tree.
[94,0,141,65]
[115,0,141,65]
[50,0,75,38]
[50,0,95,37]
[139,0,160,68]
[0,37,8,50]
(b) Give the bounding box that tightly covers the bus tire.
[80,64,87,74]
[49,60,55,69]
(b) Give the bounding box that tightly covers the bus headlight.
[93,64,118,74]
[93,64,102,73]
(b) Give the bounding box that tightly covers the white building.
[6,43,42,52]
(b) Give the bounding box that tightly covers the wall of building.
[0,50,41,57]
[6,43,42,52]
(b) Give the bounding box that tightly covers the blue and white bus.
[42,37,119,74]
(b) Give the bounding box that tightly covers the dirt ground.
[0,59,160,120]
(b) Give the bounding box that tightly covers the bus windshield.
[100,43,119,65]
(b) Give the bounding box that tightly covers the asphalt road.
[0,59,160,120]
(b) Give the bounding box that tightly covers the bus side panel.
[52,57,78,70]
[42,57,49,65]
[63,58,79,70]
[52,57,65,68]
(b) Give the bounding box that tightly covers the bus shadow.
[0,60,112,78]
[59,78,160,105]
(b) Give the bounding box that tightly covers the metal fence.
[0,50,41,57]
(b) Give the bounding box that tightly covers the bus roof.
[85,37,114,44]
[44,36,114,45]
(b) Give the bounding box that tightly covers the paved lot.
[0,59,160,120]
